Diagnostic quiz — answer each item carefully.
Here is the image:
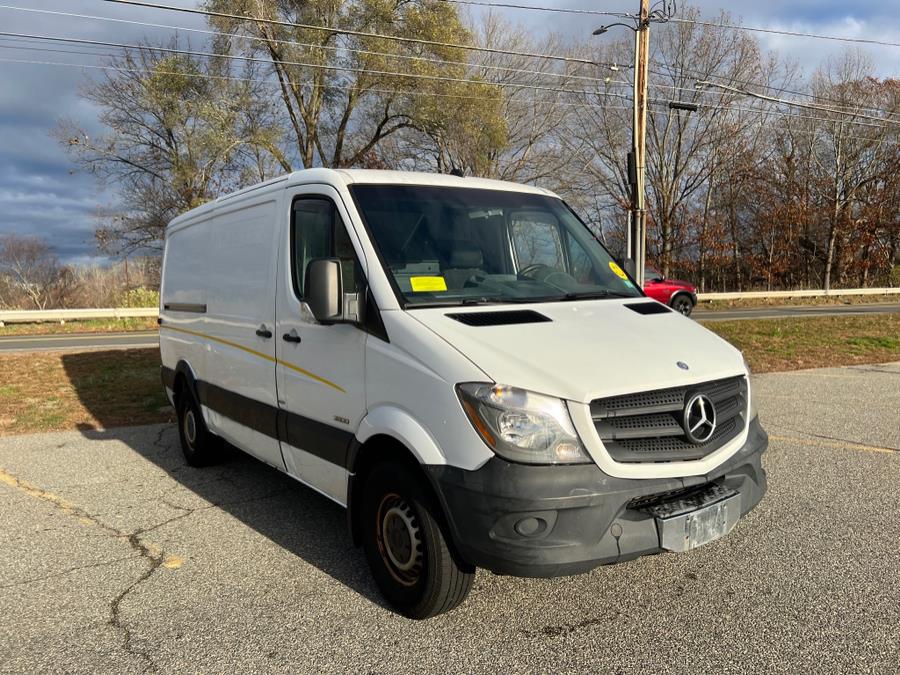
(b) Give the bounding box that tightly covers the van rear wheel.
[176,387,220,467]
[361,463,474,619]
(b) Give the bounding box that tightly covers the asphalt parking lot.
[1,363,898,673]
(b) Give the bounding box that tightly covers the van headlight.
[456,383,591,464]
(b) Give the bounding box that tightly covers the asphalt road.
[1,363,898,673]
[0,331,159,353]
[0,302,898,352]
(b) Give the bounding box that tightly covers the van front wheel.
[176,387,220,467]
[361,463,474,619]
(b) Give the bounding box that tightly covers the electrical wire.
[0,54,641,113]
[432,0,900,47]
[650,60,898,118]
[96,0,603,66]
[0,4,628,84]
[670,16,900,48]
[436,0,633,17]
[696,80,900,126]
[0,31,628,98]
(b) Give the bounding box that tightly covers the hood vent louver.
[625,302,672,316]
[447,310,552,326]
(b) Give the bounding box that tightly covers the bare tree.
[0,235,76,310]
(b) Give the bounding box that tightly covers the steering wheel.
[518,263,550,279]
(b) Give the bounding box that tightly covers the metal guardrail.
[697,287,900,301]
[0,307,158,325]
[0,288,898,323]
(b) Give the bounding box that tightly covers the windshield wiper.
[558,290,637,301]
[407,297,504,309]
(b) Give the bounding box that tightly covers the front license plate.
[649,486,741,553]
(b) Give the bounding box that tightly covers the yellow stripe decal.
[161,325,346,393]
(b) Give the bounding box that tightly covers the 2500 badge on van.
[160,170,767,619]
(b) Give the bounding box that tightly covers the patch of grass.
[698,294,900,312]
[1,314,898,435]
[0,317,158,337]
[0,384,20,398]
[846,336,899,350]
[703,313,900,373]
[0,348,172,436]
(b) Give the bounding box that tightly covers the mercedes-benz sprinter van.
[159,169,767,619]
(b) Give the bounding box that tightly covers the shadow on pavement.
[61,351,384,610]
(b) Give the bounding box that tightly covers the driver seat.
[442,243,484,289]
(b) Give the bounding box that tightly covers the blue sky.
[0,0,897,264]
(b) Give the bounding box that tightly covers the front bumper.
[425,417,767,578]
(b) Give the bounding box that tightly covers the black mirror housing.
[305,258,343,323]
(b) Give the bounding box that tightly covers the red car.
[643,266,698,316]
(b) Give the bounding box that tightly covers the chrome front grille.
[591,376,748,463]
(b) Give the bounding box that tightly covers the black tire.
[361,463,474,619]
[176,385,220,467]
[671,293,695,316]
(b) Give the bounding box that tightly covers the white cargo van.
[160,169,767,618]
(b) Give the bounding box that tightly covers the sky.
[0,0,897,265]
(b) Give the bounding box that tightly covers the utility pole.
[630,0,651,287]
[594,0,672,288]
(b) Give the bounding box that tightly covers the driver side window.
[510,213,564,270]
[291,198,362,299]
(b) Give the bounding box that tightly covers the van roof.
[167,169,557,230]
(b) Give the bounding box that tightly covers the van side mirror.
[305,258,343,323]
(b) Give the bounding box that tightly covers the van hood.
[408,300,745,403]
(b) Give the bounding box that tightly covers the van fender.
[354,405,447,467]
[170,360,201,407]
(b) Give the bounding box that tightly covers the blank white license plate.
[649,486,741,553]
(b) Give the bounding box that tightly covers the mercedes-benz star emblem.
[683,393,717,444]
[677,361,689,370]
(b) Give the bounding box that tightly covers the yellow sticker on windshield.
[410,276,448,293]
[609,261,629,280]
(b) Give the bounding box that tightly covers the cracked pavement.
[0,362,898,673]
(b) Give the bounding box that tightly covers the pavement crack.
[0,464,179,672]
[0,555,139,590]
[108,532,164,674]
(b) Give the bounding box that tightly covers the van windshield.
[348,185,642,308]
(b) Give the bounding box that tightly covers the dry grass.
[704,314,900,373]
[0,318,158,336]
[0,349,172,436]
[0,314,897,435]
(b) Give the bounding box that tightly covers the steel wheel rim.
[376,493,423,586]
[184,409,197,446]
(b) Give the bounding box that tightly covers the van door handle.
[282,330,302,344]
[256,325,273,339]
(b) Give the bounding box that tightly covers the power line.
[0,54,639,113]
[0,51,884,141]
[2,31,892,131]
[96,0,603,67]
[0,4,628,84]
[0,31,625,98]
[650,98,892,130]
[436,0,632,17]
[650,60,898,118]
[670,16,900,48]
[696,80,900,126]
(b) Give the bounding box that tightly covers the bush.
[120,287,160,307]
